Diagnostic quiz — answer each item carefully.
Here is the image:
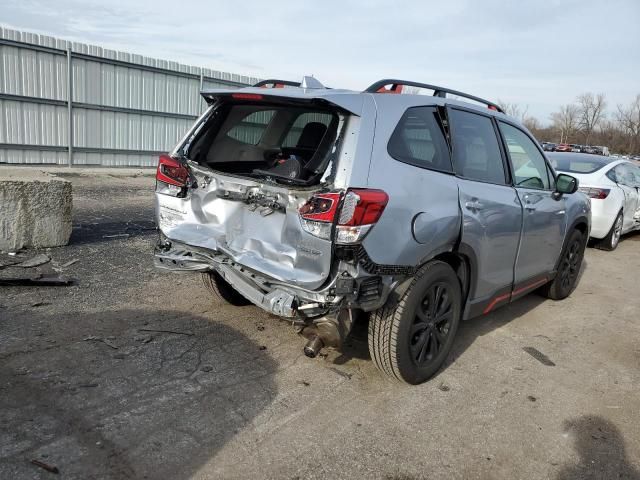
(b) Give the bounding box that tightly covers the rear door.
[447,108,523,316]
[497,122,566,284]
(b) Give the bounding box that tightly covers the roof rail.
[253,79,301,88]
[364,79,504,113]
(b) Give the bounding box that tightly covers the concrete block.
[0,168,72,252]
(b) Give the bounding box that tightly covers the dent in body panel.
[155,166,333,290]
[456,178,523,301]
[363,161,461,267]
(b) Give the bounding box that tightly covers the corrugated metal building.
[0,26,260,167]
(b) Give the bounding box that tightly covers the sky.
[2,0,639,123]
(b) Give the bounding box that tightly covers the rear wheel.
[597,211,623,251]
[368,261,461,384]
[202,271,251,306]
[539,229,585,300]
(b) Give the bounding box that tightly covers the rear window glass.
[226,110,276,145]
[387,107,452,172]
[549,154,612,173]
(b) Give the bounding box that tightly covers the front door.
[498,122,567,284]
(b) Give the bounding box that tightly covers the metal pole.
[66,47,73,167]
[199,68,204,91]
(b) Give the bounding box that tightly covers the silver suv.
[154,77,591,384]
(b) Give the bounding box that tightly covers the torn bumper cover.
[154,235,394,318]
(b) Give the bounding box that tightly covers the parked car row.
[154,77,594,384]
[549,153,640,250]
[542,142,610,156]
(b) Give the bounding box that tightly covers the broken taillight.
[156,154,189,196]
[298,189,389,243]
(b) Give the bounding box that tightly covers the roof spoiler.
[253,79,301,88]
[365,79,504,113]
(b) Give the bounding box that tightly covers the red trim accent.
[483,292,510,314]
[483,277,548,314]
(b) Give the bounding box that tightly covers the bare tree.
[523,116,541,132]
[576,93,606,144]
[615,95,640,152]
[550,104,580,143]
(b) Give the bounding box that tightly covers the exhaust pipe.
[303,335,324,358]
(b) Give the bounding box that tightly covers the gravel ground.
[0,168,638,480]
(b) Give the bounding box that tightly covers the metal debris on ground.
[133,334,153,343]
[138,328,194,336]
[61,259,79,268]
[102,233,130,239]
[15,254,51,268]
[30,459,59,474]
[522,346,556,366]
[31,301,51,307]
[328,367,353,379]
[0,273,74,286]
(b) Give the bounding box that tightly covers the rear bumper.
[154,235,395,318]
[588,198,619,239]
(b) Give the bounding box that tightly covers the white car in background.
[549,152,640,250]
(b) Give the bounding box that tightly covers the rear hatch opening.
[180,95,346,187]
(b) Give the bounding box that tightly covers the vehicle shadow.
[0,309,277,479]
[556,415,640,480]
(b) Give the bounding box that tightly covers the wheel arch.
[554,215,590,272]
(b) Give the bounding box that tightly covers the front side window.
[450,109,506,184]
[499,122,551,190]
[387,107,452,172]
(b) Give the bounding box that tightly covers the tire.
[368,261,462,385]
[202,271,252,306]
[597,211,623,251]
[539,229,585,300]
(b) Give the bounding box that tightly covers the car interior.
[187,103,340,184]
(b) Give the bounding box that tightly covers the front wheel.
[368,261,462,384]
[539,229,585,300]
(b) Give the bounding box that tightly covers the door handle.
[465,200,483,211]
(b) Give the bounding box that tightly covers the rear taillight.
[298,189,389,243]
[156,154,189,196]
[578,187,610,199]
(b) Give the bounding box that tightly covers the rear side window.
[499,122,551,190]
[449,109,507,185]
[227,110,276,145]
[387,107,452,173]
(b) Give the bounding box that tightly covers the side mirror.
[556,173,579,194]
